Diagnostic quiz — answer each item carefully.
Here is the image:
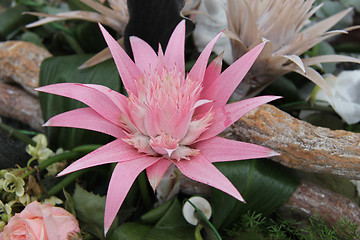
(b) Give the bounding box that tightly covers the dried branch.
[226,104,360,180]
[278,181,360,227]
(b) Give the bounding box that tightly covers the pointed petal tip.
[269,150,281,157]
[104,226,110,237]
[42,120,50,127]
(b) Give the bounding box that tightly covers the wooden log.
[278,181,360,228]
[226,104,360,180]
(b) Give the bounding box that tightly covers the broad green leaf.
[0,4,35,38]
[262,77,300,102]
[142,198,195,240]
[302,112,344,130]
[107,222,152,240]
[141,199,173,224]
[211,159,299,229]
[39,54,122,149]
[110,198,196,240]
[73,184,117,239]
[75,22,107,53]
[21,31,43,46]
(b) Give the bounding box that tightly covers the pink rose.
[0,201,80,240]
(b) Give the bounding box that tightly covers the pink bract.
[36,20,280,234]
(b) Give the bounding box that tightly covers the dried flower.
[194,0,360,99]
[37,20,279,234]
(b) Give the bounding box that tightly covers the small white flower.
[26,134,54,161]
[182,196,212,225]
[312,70,360,124]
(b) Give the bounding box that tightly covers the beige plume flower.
[26,0,129,68]
[194,0,360,99]
[26,0,199,69]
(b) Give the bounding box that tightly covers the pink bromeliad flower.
[37,20,280,234]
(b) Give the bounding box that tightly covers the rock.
[0,83,43,131]
[0,41,51,95]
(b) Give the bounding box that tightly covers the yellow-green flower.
[3,173,25,197]
[26,134,54,162]
[0,200,14,222]
[44,196,63,206]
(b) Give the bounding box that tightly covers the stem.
[21,144,101,179]
[278,101,335,113]
[72,144,102,153]
[21,151,81,179]
[138,171,152,210]
[0,122,35,146]
[195,224,204,240]
[186,199,222,240]
[47,169,88,196]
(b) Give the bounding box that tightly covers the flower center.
[122,68,212,160]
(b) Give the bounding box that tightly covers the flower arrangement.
[1,0,360,239]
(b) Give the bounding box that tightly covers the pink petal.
[164,20,185,75]
[156,43,166,74]
[196,54,223,115]
[144,105,161,137]
[174,153,244,202]
[197,96,281,142]
[165,109,192,140]
[44,108,125,138]
[194,136,279,162]
[203,42,266,109]
[146,158,172,191]
[84,84,131,118]
[58,139,143,176]
[36,83,126,127]
[202,54,223,91]
[41,205,59,240]
[104,156,160,234]
[188,31,223,82]
[130,36,158,74]
[99,23,140,94]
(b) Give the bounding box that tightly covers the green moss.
[223,211,360,240]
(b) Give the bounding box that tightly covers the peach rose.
[0,201,80,240]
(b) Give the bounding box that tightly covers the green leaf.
[107,222,152,240]
[262,77,300,102]
[141,198,173,224]
[142,198,195,240]
[302,112,344,130]
[21,31,43,46]
[0,4,34,38]
[63,189,76,216]
[39,54,123,149]
[73,184,117,239]
[211,159,299,229]
[75,22,107,53]
[108,198,196,240]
